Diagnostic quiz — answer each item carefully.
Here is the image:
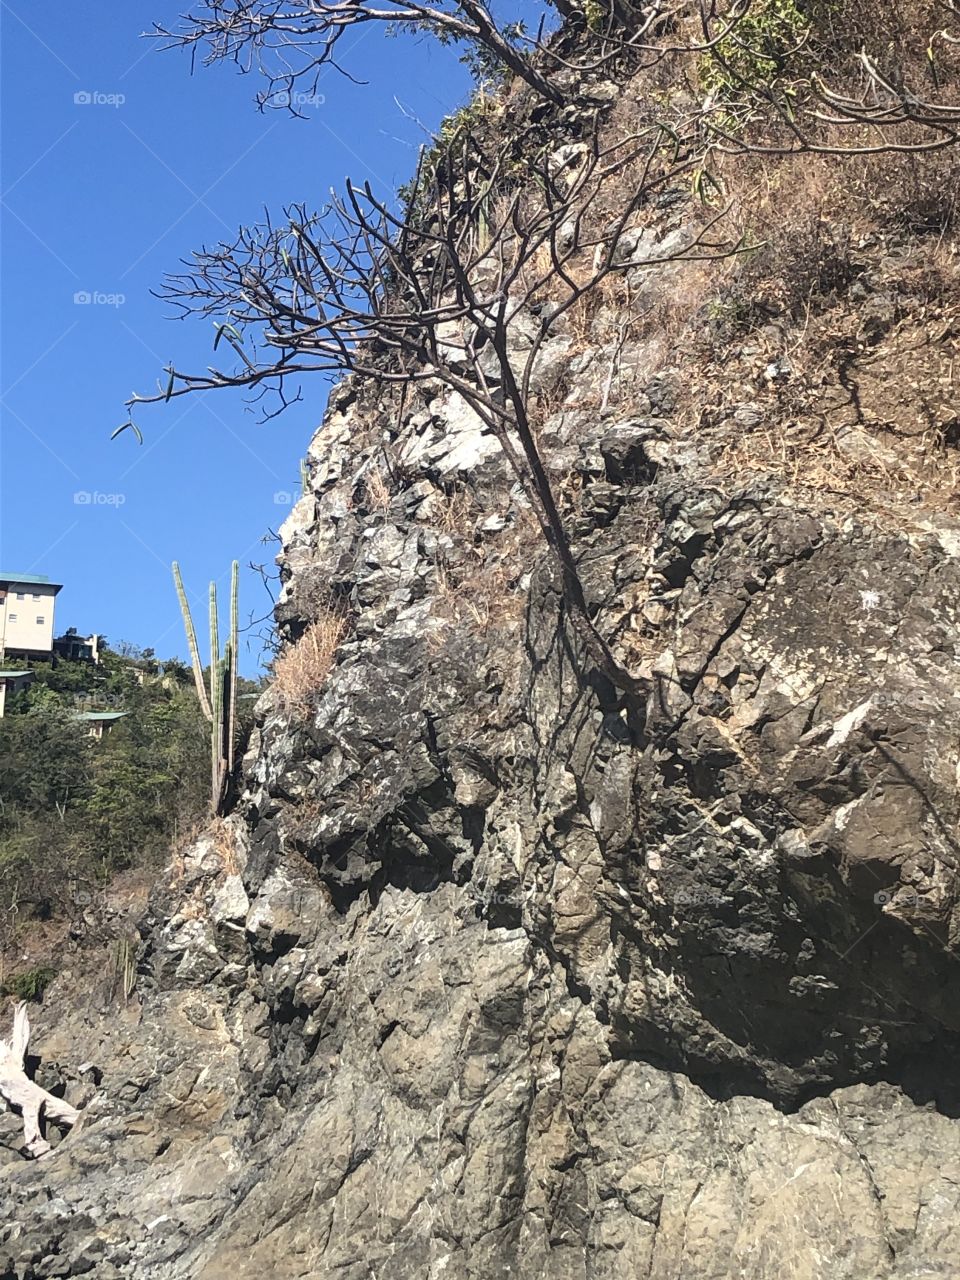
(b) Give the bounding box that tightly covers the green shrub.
[397,94,500,223]
[2,965,57,1002]
[699,0,810,102]
[0,654,225,936]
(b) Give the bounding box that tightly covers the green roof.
[0,573,62,592]
[73,711,129,722]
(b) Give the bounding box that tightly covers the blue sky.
[0,2,480,673]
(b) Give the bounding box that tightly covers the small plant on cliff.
[272,610,348,716]
[0,965,56,1002]
[699,0,809,104]
[396,93,501,221]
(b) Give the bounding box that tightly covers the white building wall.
[0,585,58,655]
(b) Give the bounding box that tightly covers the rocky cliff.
[4,29,960,1280]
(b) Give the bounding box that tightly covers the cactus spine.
[173,562,239,813]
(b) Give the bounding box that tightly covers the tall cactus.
[173,562,212,721]
[228,561,239,775]
[210,581,222,807]
[173,562,239,813]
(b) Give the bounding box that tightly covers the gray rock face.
[5,363,960,1277]
[4,93,960,1280]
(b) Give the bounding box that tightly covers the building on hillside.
[0,573,62,660]
[53,629,103,663]
[0,669,35,718]
[72,710,129,741]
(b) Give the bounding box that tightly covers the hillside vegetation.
[0,650,259,988]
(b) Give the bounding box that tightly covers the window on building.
[32,593,40,601]
[8,613,17,622]
[36,616,45,625]
[16,592,25,600]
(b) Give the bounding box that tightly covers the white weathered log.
[0,1002,79,1158]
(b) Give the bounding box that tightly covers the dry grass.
[272,610,348,715]
[363,466,393,512]
[424,485,479,536]
[428,498,539,647]
[590,13,960,514]
[165,812,215,891]
[680,127,960,514]
[562,272,635,349]
[212,816,243,877]
[714,411,960,525]
[166,814,243,895]
[434,555,531,633]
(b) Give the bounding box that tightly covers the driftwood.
[0,1002,79,1158]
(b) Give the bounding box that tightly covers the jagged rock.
[9,401,956,1274]
[4,42,960,1280]
[211,875,248,927]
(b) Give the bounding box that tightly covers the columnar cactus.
[228,560,239,775]
[173,561,212,720]
[209,581,222,805]
[173,561,239,813]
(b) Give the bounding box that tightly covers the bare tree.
[133,2,960,697]
[150,0,731,110]
[151,0,960,148]
[130,120,744,696]
[150,0,566,106]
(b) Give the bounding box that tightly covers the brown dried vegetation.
[428,492,539,643]
[363,465,393,512]
[272,610,348,715]
[568,2,960,524]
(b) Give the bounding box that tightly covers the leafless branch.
[699,8,960,156]
[149,0,563,107]
[131,117,751,698]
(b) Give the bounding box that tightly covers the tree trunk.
[0,1002,80,1158]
